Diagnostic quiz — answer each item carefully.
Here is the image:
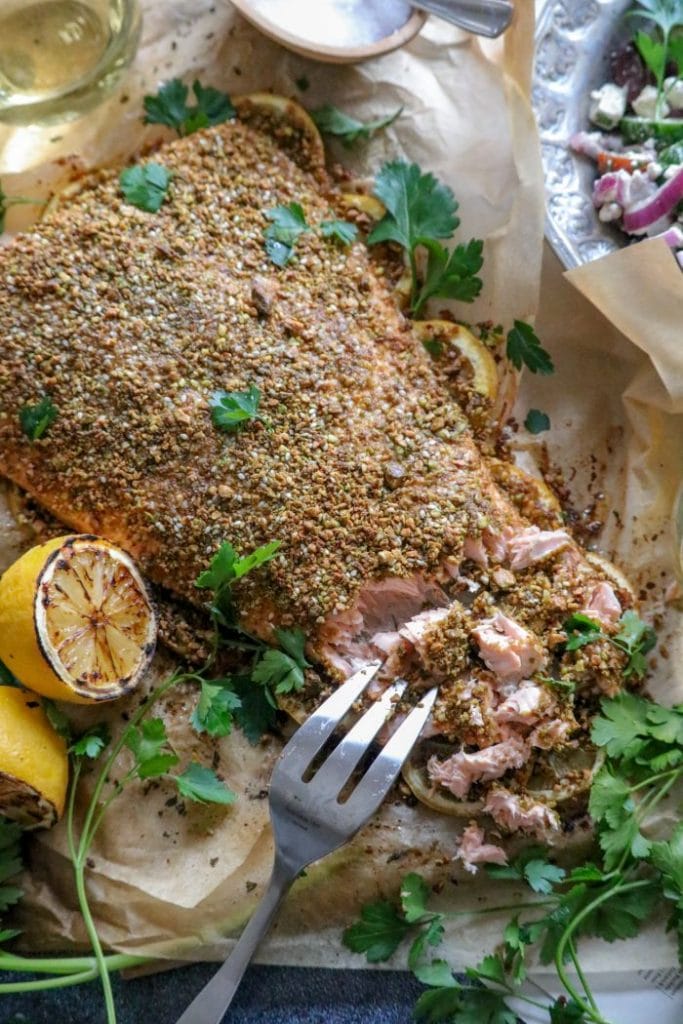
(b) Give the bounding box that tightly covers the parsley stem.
[568,938,598,1014]
[555,879,651,1024]
[0,968,99,992]
[446,900,555,919]
[73,858,116,1024]
[629,767,683,792]
[0,952,147,975]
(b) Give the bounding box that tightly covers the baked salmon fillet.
[0,102,638,849]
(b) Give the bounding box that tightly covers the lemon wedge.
[0,534,157,704]
[0,687,68,827]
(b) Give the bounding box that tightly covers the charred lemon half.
[0,687,68,828]
[0,535,156,704]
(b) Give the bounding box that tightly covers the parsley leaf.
[310,104,402,145]
[650,822,683,903]
[19,396,58,441]
[143,79,235,136]
[635,29,667,83]
[320,219,358,245]
[264,202,310,265]
[368,161,460,253]
[231,673,278,745]
[210,385,262,432]
[175,763,236,805]
[487,847,565,894]
[412,238,483,317]
[412,959,456,988]
[582,882,660,942]
[524,408,550,434]
[120,163,172,213]
[401,872,432,922]
[70,724,110,760]
[252,627,309,694]
[342,900,411,962]
[195,540,281,591]
[125,718,179,779]
[506,320,554,375]
[414,985,516,1024]
[612,610,657,679]
[590,692,654,759]
[191,680,242,737]
[563,612,604,652]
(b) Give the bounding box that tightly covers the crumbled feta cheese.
[664,77,683,111]
[589,83,628,129]
[632,84,669,120]
[598,201,622,223]
[647,162,663,181]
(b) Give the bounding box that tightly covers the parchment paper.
[3,0,682,979]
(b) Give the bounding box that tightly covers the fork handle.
[174,856,295,1024]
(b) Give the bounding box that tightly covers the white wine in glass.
[0,0,140,124]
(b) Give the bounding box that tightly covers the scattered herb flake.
[320,219,358,245]
[506,320,554,375]
[19,396,57,441]
[524,408,551,434]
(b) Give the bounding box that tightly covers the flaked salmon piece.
[483,527,510,563]
[455,822,508,874]
[529,717,575,749]
[494,682,551,726]
[428,735,527,798]
[316,576,449,676]
[584,581,622,626]
[463,536,488,567]
[507,526,571,571]
[472,612,545,684]
[484,787,560,835]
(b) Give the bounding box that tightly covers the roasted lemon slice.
[0,687,68,828]
[0,535,156,704]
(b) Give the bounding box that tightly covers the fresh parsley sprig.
[563,610,656,679]
[210,385,263,433]
[310,104,402,146]
[264,202,311,266]
[344,692,683,1024]
[119,163,172,213]
[143,79,235,136]
[361,160,484,317]
[628,1,683,117]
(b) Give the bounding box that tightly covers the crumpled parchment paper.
[3,0,682,978]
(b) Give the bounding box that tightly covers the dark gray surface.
[0,965,424,1023]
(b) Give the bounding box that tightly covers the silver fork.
[175,662,437,1024]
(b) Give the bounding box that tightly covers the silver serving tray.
[534,0,633,269]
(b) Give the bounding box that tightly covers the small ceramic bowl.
[230,0,427,64]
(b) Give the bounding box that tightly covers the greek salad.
[570,0,683,265]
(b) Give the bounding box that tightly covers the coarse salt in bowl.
[231,0,427,64]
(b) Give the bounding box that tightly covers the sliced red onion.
[650,224,683,248]
[622,166,683,233]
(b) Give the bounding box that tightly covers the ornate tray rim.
[534,0,633,270]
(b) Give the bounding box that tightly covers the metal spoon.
[410,0,514,38]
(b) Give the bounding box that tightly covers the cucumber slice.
[619,116,683,146]
[660,141,683,167]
